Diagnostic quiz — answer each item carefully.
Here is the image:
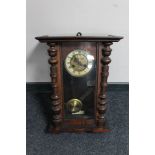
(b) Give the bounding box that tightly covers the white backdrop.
[26,0,128,82]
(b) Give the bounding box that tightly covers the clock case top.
[35,35,123,42]
[35,34,123,133]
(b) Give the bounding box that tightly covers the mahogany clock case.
[35,34,123,133]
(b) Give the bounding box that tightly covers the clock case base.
[49,119,109,133]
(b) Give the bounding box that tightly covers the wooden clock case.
[35,33,123,133]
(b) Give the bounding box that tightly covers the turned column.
[97,42,113,127]
[47,42,62,131]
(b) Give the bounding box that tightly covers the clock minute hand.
[74,57,80,64]
[74,57,86,67]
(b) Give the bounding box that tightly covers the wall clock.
[35,32,123,133]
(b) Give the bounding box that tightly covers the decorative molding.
[47,43,62,130]
[97,42,113,127]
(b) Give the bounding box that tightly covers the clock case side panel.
[58,43,65,121]
[96,42,103,126]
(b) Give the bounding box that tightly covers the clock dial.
[65,50,94,77]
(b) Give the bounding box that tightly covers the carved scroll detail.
[47,43,62,129]
[97,42,113,127]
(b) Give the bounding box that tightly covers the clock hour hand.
[74,57,86,68]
